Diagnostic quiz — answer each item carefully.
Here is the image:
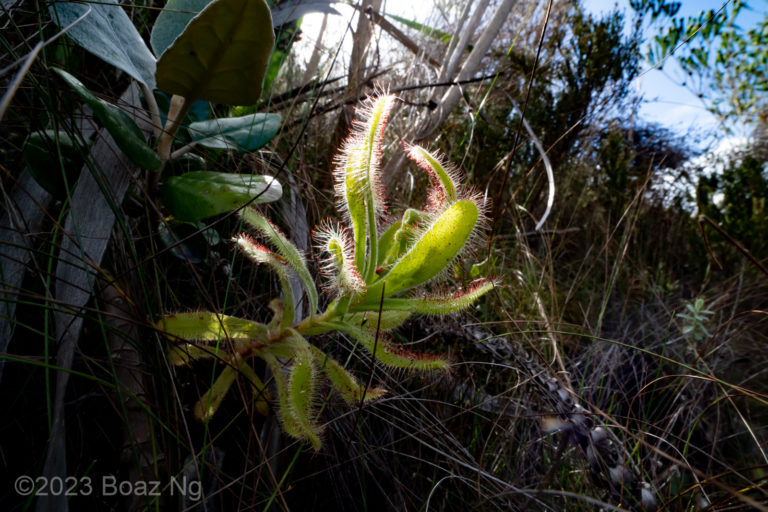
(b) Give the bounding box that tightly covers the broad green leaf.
[151,0,333,60]
[49,0,157,88]
[161,171,282,222]
[189,113,281,151]
[151,0,213,58]
[155,0,275,105]
[365,199,479,298]
[53,68,162,170]
[271,0,340,27]
[23,130,87,197]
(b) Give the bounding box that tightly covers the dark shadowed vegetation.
[1,0,767,510]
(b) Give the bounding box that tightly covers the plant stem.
[157,94,191,161]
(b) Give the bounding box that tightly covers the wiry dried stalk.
[465,327,658,511]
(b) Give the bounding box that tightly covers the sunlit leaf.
[366,199,479,298]
[271,0,340,27]
[162,172,282,222]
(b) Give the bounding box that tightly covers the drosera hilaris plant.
[156,94,498,450]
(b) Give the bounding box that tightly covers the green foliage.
[697,154,768,256]
[156,95,496,449]
[188,113,282,151]
[150,0,214,58]
[633,0,767,126]
[161,172,283,223]
[48,0,284,222]
[677,297,714,342]
[49,0,158,88]
[154,0,274,106]
[53,68,163,170]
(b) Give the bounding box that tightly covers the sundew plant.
[156,94,496,450]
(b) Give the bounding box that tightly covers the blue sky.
[298,0,765,146]
[583,0,767,142]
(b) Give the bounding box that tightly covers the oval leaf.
[189,113,281,151]
[150,0,213,58]
[155,0,275,105]
[53,68,162,170]
[152,0,329,58]
[49,0,156,88]
[162,171,282,222]
[23,130,87,197]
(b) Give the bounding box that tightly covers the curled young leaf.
[233,234,294,329]
[313,220,365,298]
[406,144,460,207]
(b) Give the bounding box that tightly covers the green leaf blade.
[367,199,479,298]
[50,0,157,88]
[161,171,282,222]
[150,0,213,57]
[189,113,281,151]
[155,0,275,105]
[53,68,162,170]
